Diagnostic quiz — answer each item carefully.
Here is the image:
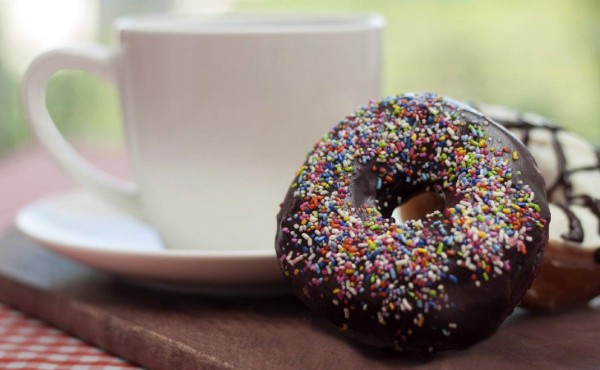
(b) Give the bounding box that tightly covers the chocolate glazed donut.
[276,93,550,352]
[471,101,600,311]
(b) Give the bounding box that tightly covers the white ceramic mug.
[22,13,383,250]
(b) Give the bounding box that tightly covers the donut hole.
[391,192,445,224]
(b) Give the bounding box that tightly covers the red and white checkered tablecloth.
[0,303,141,370]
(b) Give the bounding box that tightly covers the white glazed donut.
[471,101,600,311]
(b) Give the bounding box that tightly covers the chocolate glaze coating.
[276,94,550,351]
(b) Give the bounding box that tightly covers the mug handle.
[22,46,141,218]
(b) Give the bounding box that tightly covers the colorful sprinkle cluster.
[278,93,545,339]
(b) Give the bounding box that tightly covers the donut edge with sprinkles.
[470,100,600,311]
[276,93,550,352]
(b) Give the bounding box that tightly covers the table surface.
[1,146,599,370]
[0,145,140,369]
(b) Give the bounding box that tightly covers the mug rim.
[115,12,385,35]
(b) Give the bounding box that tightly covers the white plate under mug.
[15,190,283,288]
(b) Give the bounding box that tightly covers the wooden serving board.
[0,229,598,370]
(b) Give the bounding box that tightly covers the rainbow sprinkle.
[278,93,545,342]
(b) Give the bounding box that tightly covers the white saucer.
[15,190,283,288]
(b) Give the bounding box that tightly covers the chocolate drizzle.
[555,204,584,243]
[546,126,571,198]
[521,124,531,147]
[471,103,600,256]
[574,195,600,234]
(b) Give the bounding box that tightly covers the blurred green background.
[0,0,599,157]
